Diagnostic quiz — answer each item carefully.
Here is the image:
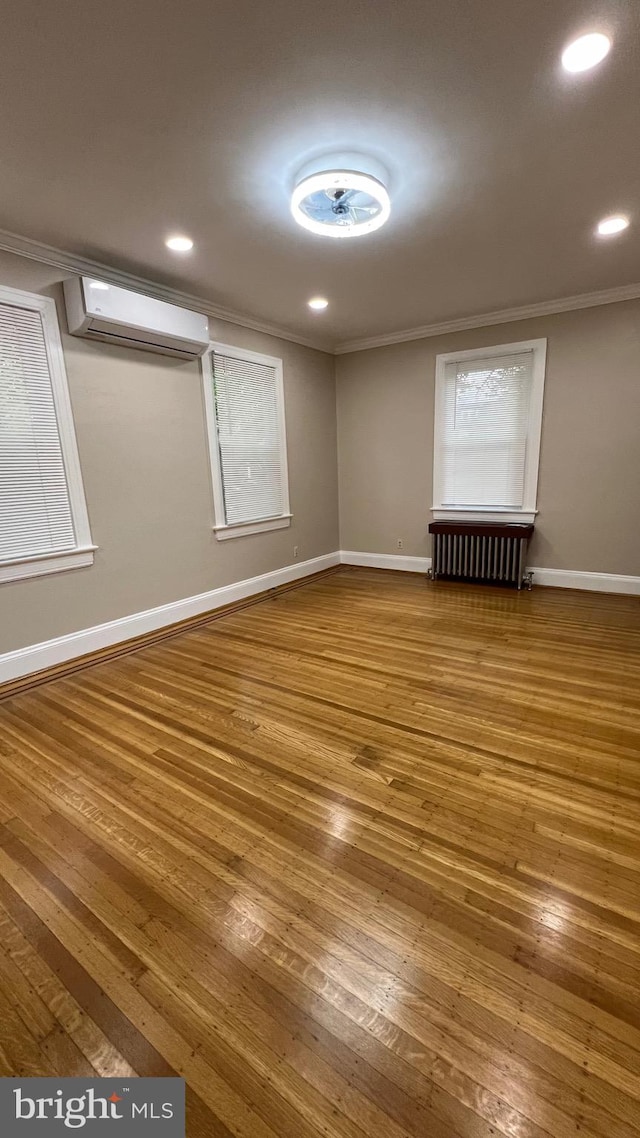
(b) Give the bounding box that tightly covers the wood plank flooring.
[0,566,639,1137]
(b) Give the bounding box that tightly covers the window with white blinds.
[0,285,94,583]
[433,339,546,522]
[202,344,291,539]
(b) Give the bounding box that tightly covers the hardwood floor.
[0,566,639,1137]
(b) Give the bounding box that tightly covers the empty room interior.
[1,1,640,1134]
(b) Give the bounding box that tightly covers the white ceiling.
[1,0,638,351]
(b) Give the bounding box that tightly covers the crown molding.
[3,227,639,359]
[0,228,332,354]
[333,281,640,354]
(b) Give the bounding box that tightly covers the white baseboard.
[2,551,637,686]
[0,552,340,685]
[340,551,640,595]
[340,550,432,573]
[528,567,640,595]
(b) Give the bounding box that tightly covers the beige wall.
[336,300,640,576]
[0,250,339,653]
[2,247,639,659]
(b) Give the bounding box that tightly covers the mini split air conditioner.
[63,277,210,360]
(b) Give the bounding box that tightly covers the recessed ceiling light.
[562,32,611,73]
[308,296,329,310]
[596,215,629,236]
[165,235,194,252]
[291,168,390,238]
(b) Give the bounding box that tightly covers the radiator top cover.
[429,521,534,539]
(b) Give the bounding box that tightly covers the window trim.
[0,284,96,584]
[201,341,291,541]
[432,337,547,524]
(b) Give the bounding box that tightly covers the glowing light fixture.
[291,161,390,239]
[596,215,629,236]
[165,235,194,252]
[562,32,611,73]
[89,281,110,290]
[308,296,329,310]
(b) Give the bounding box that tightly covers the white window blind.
[437,350,534,509]
[0,286,93,583]
[0,302,77,559]
[212,350,287,526]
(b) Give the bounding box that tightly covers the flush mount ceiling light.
[165,235,194,252]
[307,296,329,310]
[596,214,629,236]
[562,32,611,73]
[291,158,390,238]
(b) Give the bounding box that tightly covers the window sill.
[214,514,292,541]
[431,508,537,524]
[0,545,97,584]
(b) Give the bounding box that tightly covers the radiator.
[428,522,534,590]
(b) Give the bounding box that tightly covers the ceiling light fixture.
[165,235,194,252]
[291,157,390,238]
[308,296,329,310]
[562,32,611,73]
[89,280,110,290]
[596,214,629,236]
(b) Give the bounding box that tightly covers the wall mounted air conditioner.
[63,276,210,360]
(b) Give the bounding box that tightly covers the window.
[0,284,94,583]
[202,343,291,540]
[433,338,547,523]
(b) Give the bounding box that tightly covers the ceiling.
[1,0,638,351]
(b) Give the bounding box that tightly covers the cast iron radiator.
[428,521,534,590]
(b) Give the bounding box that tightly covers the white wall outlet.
[293,545,299,558]
[397,539,403,549]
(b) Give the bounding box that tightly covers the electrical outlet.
[397,539,403,549]
[293,545,299,558]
